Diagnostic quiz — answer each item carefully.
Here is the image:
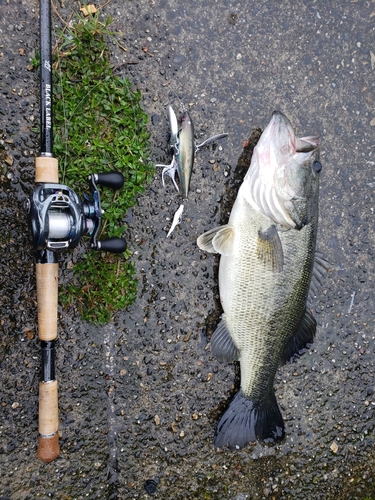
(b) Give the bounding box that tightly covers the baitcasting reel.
[27,171,127,254]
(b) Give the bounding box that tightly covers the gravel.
[1,0,375,498]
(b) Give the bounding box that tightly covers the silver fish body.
[197,111,322,449]
[158,105,228,198]
[177,111,195,199]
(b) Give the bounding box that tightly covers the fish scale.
[224,211,315,396]
[197,111,323,449]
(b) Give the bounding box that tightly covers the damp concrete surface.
[1,0,375,499]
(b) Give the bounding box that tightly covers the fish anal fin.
[257,225,284,271]
[211,316,239,362]
[280,308,316,365]
[197,225,234,256]
[309,251,330,297]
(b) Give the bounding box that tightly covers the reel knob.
[91,172,124,190]
[93,237,127,253]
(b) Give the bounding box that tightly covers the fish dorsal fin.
[257,225,284,271]
[211,315,240,363]
[280,308,316,365]
[309,251,330,298]
[197,225,234,256]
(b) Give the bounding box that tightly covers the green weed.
[52,12,153,323]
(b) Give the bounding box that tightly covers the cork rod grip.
[36,261,59,462]
[35,156,59,183]
[37,380,59,462]
[36,263,58,341]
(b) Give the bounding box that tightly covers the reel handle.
[94,237,127,253]
[92,172,124,190]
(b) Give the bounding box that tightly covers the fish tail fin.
[214,390,285,450]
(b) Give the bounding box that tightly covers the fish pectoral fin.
[197,227,221,253]
[197,225,234,255]
[213,225,235,256]
[211,316,240,363]
[256,225,284,271]
[279,308,316,365]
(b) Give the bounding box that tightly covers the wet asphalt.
[1,0,375,498]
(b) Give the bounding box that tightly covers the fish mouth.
[270,111,319,153]
[245,111,320,228]
[296,138,319,153]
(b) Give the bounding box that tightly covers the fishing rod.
[27,0,127,462]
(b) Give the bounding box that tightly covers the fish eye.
[312,160,322,173]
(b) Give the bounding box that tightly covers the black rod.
[35,248,58,265]
[41,341,56,382]
[40,0,53,155]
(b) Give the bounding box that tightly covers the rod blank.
[39,0,53,155]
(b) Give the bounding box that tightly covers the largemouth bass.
[197,111,324,449]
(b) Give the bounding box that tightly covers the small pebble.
[144,478,159,495]
[5,155,13,166]
[330,441,339,454]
